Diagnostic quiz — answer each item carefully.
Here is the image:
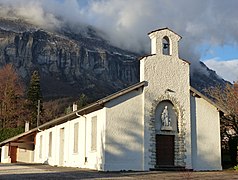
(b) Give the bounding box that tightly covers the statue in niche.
[161,106,173,131]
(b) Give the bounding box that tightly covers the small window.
[5,146,9,158]
[39,135,42,158]
[48,132,52,157]
[91,116,97,151]
[162,36,170,55]
[73,122,79,153]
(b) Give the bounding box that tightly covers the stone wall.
[149,94,186,167]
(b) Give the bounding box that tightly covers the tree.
[0,64,25,128]
[26,71,43,128]
[206,81,238,165]
[207,82,238,136]
[42,97,72,122]
[77,93,88,109]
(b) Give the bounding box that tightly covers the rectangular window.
[39,135,42,158]
[4,146,9,158]
[48,132,52,157]
[91,116,97,151]
[73,122,79,153]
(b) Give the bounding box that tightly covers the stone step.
[151,166,188,171]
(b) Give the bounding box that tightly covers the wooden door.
[10,146,17,163]
[156,135,174,166]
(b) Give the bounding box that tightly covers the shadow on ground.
[0,163,238,180]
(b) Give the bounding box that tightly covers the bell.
[163,43,169,49]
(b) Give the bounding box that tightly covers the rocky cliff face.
[0,18,227,101]
[0,18,139,100]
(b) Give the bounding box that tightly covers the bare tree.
[0,64,25,128]
[206,82,238,165]
[207,82,238,136]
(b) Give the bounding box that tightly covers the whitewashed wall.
[0,143,34,163]
[104,88,143,171]
[34,108,106,170]
[13,143,34,163]
[0,145,11,163]
[141,29,192,169]
[190,95,222,170]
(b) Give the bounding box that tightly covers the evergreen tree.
[27,71,42,128]
[77,93,88,109]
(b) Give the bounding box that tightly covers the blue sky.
[0,0,238,82]
[201,44,238,82]
[201,45,238,61]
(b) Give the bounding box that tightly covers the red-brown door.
[10,146,17,163]
[156,135,174,166]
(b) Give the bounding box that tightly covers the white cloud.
[204,59,238,82]
[0,0,62,30]
[1,0,238,74]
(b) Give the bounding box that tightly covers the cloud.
[0,0,61,30]
[204,59,238,82]
[0,0,238,75]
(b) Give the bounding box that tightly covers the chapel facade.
[0,28,222,171]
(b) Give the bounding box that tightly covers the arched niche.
[155,100,178,133]
[149,95,186,167]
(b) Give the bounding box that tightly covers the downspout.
[75,112,87,163]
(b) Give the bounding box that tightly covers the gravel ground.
[0,163,238,180]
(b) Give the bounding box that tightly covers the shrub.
[0,127,24,142]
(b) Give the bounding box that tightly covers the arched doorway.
[155,100,178,167]
[149,95,186,168]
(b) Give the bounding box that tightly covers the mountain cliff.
[0,18,139,100]
[0,18,227,101]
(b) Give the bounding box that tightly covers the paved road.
[0,163,238,180]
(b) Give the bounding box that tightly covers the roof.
[190,86,227,114]
[138,54,156,60]
[0,83,226,146]
[138,54,190,65]
[0,81,146,147]
[0,129,37,147]
[148,27,182,39]
[180,58,191,65]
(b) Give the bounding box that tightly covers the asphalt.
[0,163,238,180]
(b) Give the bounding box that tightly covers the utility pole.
[37,100,40,127]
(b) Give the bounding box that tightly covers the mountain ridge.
[0,18,227,102]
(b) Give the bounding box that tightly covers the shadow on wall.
[190,95,198,169]
[190,95,222,171]
[104,117,143,160]
[104,90,143,170]
[193,133,222,170]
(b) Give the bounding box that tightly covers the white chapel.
[0,28,223,171]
